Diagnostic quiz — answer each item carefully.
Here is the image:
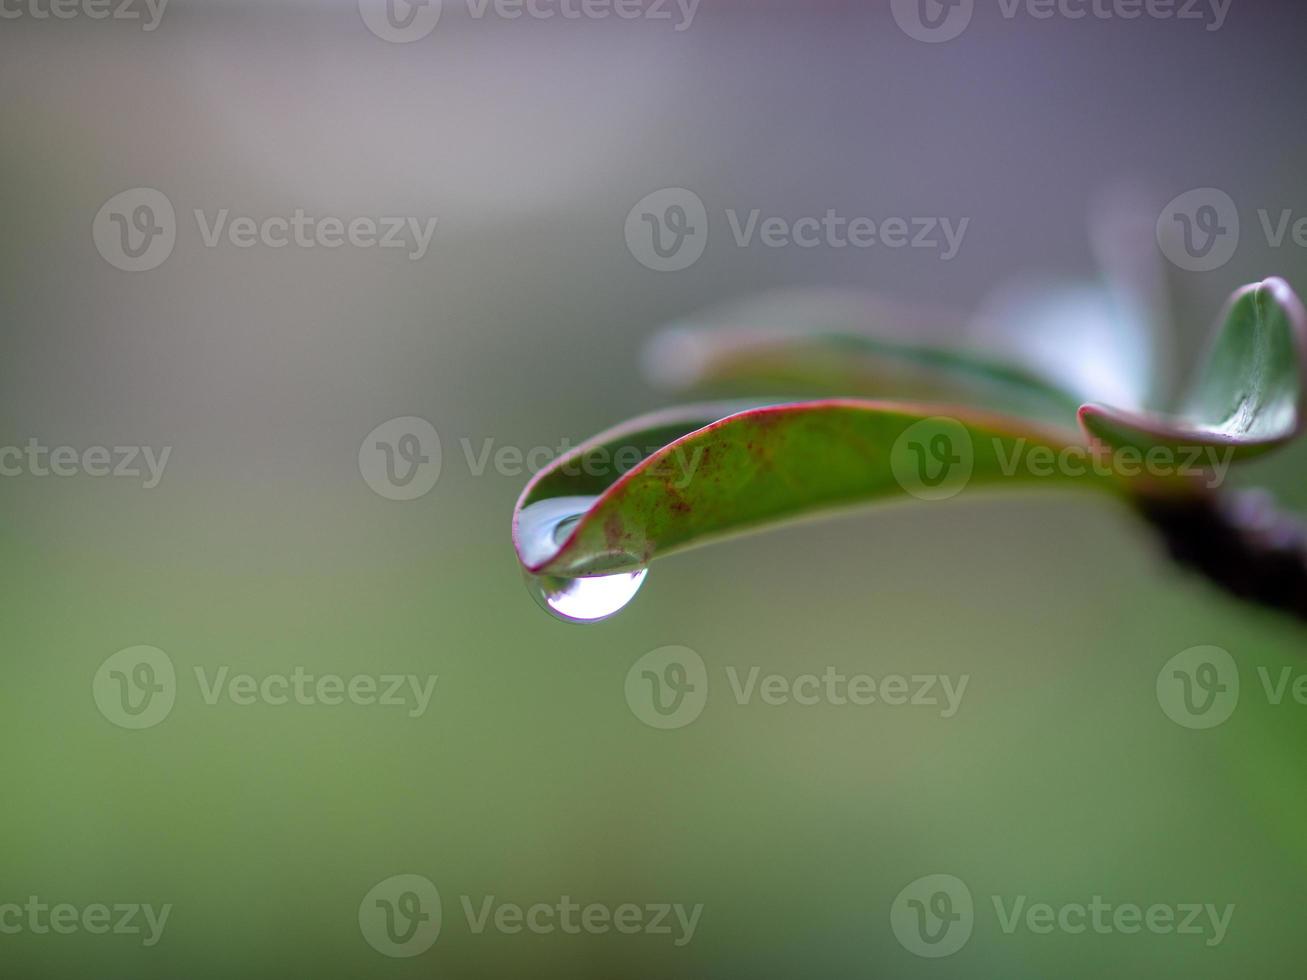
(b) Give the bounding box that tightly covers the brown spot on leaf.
[603,511,627,551]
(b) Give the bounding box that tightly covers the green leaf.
[1079,279,1307,460]
[1086,182,1183,409]
[514,400,1108,578]
[972,185,1181,412]
[640,188,1179,428]
[642,290,1083,428]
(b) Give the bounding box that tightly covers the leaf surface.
[514,400,1103,577]
[1079,279,1307,459]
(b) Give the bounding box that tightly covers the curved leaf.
[641,290,1082,428]
[1079,278,1307,459]
[641,188,1177,427]
[973,185,1179,412]
[971,277,1152,414]
[514,400,1105,578]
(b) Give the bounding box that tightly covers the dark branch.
[1136,489,1307,621]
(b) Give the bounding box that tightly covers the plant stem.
[1135,488,1307,621]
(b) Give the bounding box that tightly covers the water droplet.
[516,494,648,623]
[526,567,648,624]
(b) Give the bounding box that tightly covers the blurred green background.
[3,1,1307,977]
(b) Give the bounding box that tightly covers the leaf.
[1079,278,1307,459]
[641,290,1083,428]
[971,185,1180,414]
[1086,182,1183,409]
[641,187,1179,428]
[971,277,1152,414]
[514,400,1107,578]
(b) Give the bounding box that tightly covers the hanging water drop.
[516,495,648,623]
[525,567,648,624]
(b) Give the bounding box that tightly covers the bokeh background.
[4,0,1307,976]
